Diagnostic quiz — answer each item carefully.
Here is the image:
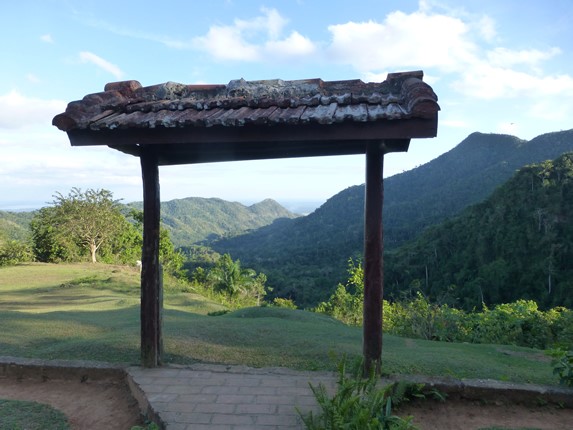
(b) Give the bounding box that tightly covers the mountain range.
[385,151,573,310]
[212,129,573,307]
[128,197,298,247]
[2,128,573,310]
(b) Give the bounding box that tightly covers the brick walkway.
[127,364,338,430]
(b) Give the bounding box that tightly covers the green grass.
[0,399,70,429]
[0,263,561,385]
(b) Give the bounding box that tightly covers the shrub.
[315,259,364,326]
[0,240,33,266]
[551,349,573,387]
[298,360,443,430]
[550,308,573,350]
[272,297,298,309]
[317,261,573,350]
[470,301,553,349]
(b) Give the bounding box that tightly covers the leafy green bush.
[0,239,33,266]
[469,301,549,348]
[316,261,573,349]
[298,360,443,430]
[550,349,573,387]
[272,297,298,309]
[549,307,573,350]
[315,259,364,326]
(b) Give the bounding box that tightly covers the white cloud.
[452,65,573,99]
[323,2,573,109]
[264,31,316,58]
[79,51,124,79]
[192,7,316,61]
[487,47,561,69]
[0,91,66,129]
[40,34,53,43]
[193,25,260,61]
[476,15,496,42]
[326,11,474,73]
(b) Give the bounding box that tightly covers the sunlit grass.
[0,263,561,385]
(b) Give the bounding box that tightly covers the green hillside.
[128,197,298,247]
[213,129,573,307]
[386,152,573,310]
[0,263,560,385]
[0,210,34,243]
[0,197,297,251]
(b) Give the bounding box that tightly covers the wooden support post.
[140,148,163,368]
[363,141,384,375]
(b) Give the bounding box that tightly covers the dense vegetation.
[0,189,183,274]
[0,210,32,242]
[31,188,134,264]
[214,129,573,307]
[385,152,573,310]
[317,261,573,351]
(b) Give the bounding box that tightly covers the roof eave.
[66,114,436,164]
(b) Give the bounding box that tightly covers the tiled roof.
[52,71,439,133]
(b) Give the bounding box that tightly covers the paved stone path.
[127,364,338,430]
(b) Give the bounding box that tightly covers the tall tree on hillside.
[32,188,126,263]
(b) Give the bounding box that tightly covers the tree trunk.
[90,242,97,263]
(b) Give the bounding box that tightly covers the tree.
[315,259,364,325]
[32,188,126,263]
[0,240,33,266]
[129,209,184,275]
[206,253,268,304]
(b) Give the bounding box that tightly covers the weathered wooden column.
[363,141,384,375]
[140,147,163,368]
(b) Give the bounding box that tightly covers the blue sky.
[1,0,572,211]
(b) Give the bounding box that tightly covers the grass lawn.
[0,399,70,429]
[0,263,560,385]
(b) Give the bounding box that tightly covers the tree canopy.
[31,188,133,264]
[385,152,573,310]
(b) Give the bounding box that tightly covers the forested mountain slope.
[386,152,573,310]
[0,210,34,242]
[1,198,297,251]
[384,129,573,247]
[128,197,298,248]
[213,129,573,307]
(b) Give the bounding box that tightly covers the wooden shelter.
[53,70,439,371]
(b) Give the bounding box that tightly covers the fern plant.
[298,360,443,430]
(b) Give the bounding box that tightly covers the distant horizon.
[0,196,326,215]
[4,126,573,214]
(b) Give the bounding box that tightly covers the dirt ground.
[399,396,573,430]
[0,378,143,430]
[1,377,572,430]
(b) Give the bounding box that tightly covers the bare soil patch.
[399,396,573,430]
[0,378,143,430]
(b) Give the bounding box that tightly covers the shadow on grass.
[0,305,561,384]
